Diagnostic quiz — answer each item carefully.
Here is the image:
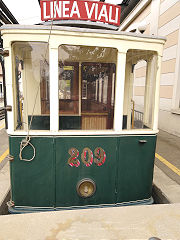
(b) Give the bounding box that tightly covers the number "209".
[68,147,106,167]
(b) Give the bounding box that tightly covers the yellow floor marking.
[155,153,180,177]
[0,122,5,130]
[0,149,9,164]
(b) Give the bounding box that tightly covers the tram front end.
[1,24,165,213]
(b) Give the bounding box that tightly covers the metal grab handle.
[139,140,147,143]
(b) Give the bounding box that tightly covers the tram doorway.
[56,61,115,130]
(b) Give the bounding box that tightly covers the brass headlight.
[77,178,96,198]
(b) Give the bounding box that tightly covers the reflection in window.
[59,65,74,100]
[58,45,117,130]
[15,57,23,129]
[59,63,79,115]
[81,63,116,116]
[82,80,87,100]
[12,42,49,130]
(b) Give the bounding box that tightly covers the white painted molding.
[4,48,14,133]
[119,0,152,31]
[150,0,160,35]
[7,129,158,136]
[114,51,127,131]
[49,47,59,132]
[152,55,162,130]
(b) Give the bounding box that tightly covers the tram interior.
[12,42,157,131]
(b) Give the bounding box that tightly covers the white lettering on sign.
[43,2,50,19]
[41,0,121,27]
[70,1,80,18]
[63,1,70,18]
[98,5,108,22]
[85,2,95,19]
[54,1,61,18]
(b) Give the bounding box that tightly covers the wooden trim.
[82,112,108,116]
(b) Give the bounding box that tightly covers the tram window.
[123,49,157,130]
[12,42,49,131]
[58,45,117,130]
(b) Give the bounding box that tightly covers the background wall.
[120,0,180,136]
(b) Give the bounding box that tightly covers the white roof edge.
[0,24,166,41]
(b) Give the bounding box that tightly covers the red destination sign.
[40,0,121,26]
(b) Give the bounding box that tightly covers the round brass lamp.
[76,178,96,198]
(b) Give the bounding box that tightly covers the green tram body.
[1,25,165,213]
[9,135,156,212]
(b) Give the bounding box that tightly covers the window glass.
[12,42,49,130]
[123,49,157,130]
[58,45,117,130]
[59,63,79,114]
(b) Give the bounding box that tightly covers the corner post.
[49,46,59,132]
[152,55,162,131]
[114,50,127,131]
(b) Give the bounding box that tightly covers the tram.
[0,1,165,213]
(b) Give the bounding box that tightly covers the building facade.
[0,65,3,99]
[120,0,180,137]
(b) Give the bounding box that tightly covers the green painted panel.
[55,137,117,207]
[9,136,55,207]
[116,135,156,202]
[28,116,50,130]
[8,134,156,210]
[28,116,81,130]
[59,116,81,130]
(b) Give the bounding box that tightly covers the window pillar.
[4,47,14,132]
[114,50,127,131]
[143,57,153,127]
[50,47,59,132]
[152,55,162,131]
[124,62,133,130]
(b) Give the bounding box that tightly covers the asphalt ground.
[0,120,8,170]
[155,130,180,185]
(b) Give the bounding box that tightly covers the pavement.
[155,130,180,185]
[0,203,180,239]
[0,119,9,215]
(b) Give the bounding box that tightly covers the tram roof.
[0,24,166,42]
